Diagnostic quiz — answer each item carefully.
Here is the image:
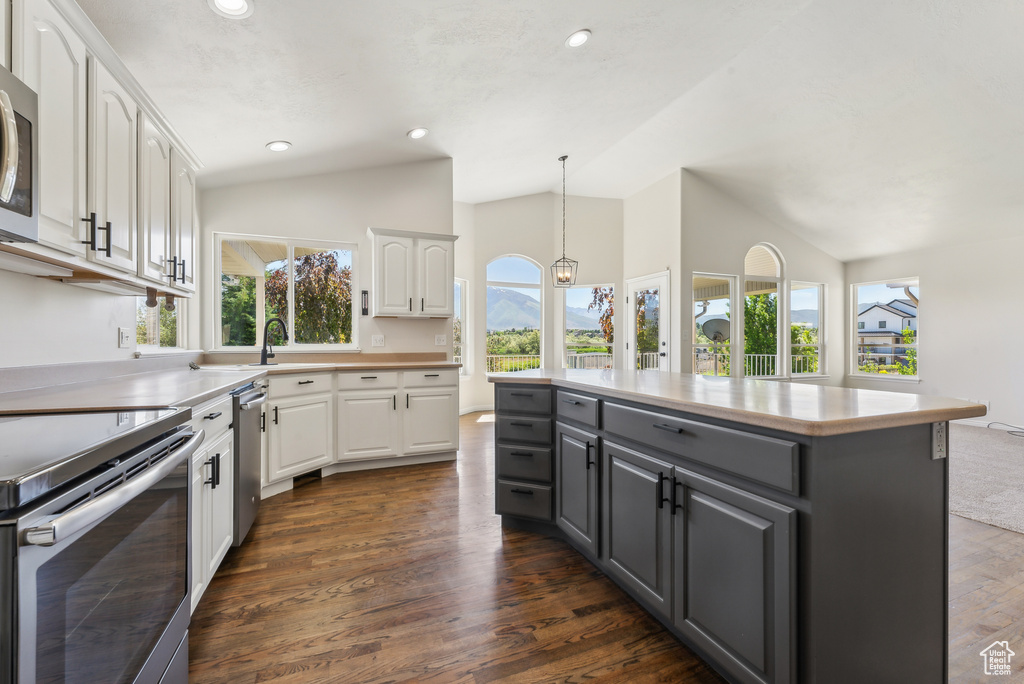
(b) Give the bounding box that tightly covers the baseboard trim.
[460,404,494,415]
[260,478,293,499]
[954,418,1021,430]
[322,451,456,475]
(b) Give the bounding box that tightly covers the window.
[486,256,541,373]
[565,285,613,369]
[854,279,918,376]
[692,274,732,376]
[790,282,823,375]
[454,278,466,373]
[744,245,783,377]
[216,234,356,349]
[136,296,182,350]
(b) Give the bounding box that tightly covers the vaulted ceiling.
[76,0,1024,262]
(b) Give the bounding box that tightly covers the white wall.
[679,170,846,383]
[0,269,138,368]
[199,158,454,354]
[845,236,1024,426]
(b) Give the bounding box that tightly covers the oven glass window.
[34,469,187,684]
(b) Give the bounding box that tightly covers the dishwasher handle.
[239,393,267,411]
[23,429,205,547]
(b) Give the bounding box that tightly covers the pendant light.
[550,155,578,287]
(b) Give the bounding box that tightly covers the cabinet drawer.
[495,385,551,414]
[496,445,552,482]
[496,480,552,521]
[190,395,232,439]
[603,402,799,494]
[266,372,333,399]
[496,416,552,445]
[403,369,459,387]
[555,390,599,427]
[336,371,399,390]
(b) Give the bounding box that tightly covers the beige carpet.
[949,423,1024,534]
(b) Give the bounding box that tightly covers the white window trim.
[790,281,826,377]
[561,282,615,370]
[213,232,360,352]
[691,271,735,377]
[454,277,469,377]
[136,296,188,355]
[743,243,786,379]
[485,255,544,375]
[850,277,919,380]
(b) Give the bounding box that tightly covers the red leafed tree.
[589,287,614,347]
[265,252,351,344]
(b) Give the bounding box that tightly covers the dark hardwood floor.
[191,412,1024,683]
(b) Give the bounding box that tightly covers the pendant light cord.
[560,155,568,258]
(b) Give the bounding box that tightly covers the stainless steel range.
[0,408,203,684]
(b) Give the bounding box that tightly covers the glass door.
[627,273,670,371]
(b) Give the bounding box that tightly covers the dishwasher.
[232,382,266,546]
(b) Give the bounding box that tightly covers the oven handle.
[0,89,19,204]
[239,393,267,411]
[22,429,205,547]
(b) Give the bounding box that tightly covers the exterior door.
[626,272,670,372]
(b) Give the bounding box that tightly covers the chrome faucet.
[259,317,289,365]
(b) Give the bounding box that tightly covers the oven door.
[13,429,203,684]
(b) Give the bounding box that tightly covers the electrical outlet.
[435,334,446,346]
[371,335,385,347]
[118,327,131,349]
[931,422,948,460]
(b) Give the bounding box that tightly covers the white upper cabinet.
[16,0,88,257]
[89,59,137,274]
[170,149,197,292]
[138,113,171,284]
[369,228,457,318]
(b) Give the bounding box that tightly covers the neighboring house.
[857,299,917,365]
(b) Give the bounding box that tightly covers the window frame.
[789,281,826,377]
[136,296,187,354]
[851,277,919,380]
[562,283,614,370]
[213,232,360,352]
[742,244,785,379]
[454,277,467,376]
[485,255,544,374]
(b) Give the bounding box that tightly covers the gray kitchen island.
[490,369,986,684]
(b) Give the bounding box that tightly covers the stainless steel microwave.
[0,65,38,243]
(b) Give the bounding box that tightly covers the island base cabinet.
[554,422,599,556]
[267,394,333,481]
[602,441,673,620]
[673,470,795,684]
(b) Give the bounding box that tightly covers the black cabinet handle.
[203,411,222,420]
[80,213,97,251]
[672,477,683,513]
[585,441,595,470]
[657,472,673,510]
[510,421,533,427]
[409,297,412,311]
[562,398,581,406]
[510,488,534,496]
[421,297,424,312]
[653,423,684,434]
[510,451,534,457]
[261,411,266,432]
[406,394,410,409]
[393,395,396,410]
[509,392,533,397]
[273,406,279,424]
[214,452,222,488]
[166,255,180,280]
[361,376,378,380]
[204,455,217,488]
[178,258,187,283]
[425,374,440,378]
[298,380,315,385]
[98,221,112,257]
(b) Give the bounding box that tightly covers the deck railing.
[486,355,541,373]
[637,352,660,370]
[566,352,613,369]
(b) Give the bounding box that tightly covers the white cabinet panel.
[374,234,414,315]
[17,0,88,256]
[207,432,235,578]
[403,386,459,455]
[138,113,171,283]
[337,390,400,461]
[267,394,333,481]
[170,148,197,291]
[418,239,454,316]
[369,228,456,318]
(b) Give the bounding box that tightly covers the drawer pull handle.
[424,373,440,377]
[510,421,533,427]
[653,423,684,434]
[510,451,534,457]
[361,376,378,380]
[298,380,315,385]
[510,488,534,496]
[562,399,581,406]
[203,411,222,420]
[509,392,533,397]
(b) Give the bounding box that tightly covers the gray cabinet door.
[673,469,795,684]
[602,440,673,619]
[555,422,599,556]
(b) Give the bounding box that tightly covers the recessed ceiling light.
[565,29,591,48]
[208,0,254,19]
[407,128,429,140]
[265,141,291,152]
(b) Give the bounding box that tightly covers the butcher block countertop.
[489,369,986,437]
[0,361,460,415]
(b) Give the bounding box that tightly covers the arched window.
[744,244,783,377]
[486,256,542,373]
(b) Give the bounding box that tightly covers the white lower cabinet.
[190,428,234,614]
[337,389,400,461]
[266,393,334,481]
[403,386,459,455]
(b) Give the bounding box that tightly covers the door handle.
[166,256,180,280]
[97,221,112,258]
[178,258,187,283]
[273,406,279,424]
[585,441,595,470]
[261,411,266,432]
[672,477,683,513]
[80,213,98,251]
[203,411,222,420]
[0,89,19,203]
